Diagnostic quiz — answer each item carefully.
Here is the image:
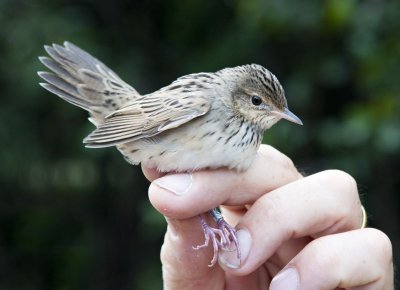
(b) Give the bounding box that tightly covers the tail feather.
[38,71,81,100]
[38,41,140,125]
[39,82,94,111]
[39,56,80,85]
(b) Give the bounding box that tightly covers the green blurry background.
[1,0,399,289]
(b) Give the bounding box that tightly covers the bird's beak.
[271,108,303,125]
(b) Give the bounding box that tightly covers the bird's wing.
[83,90,211,147]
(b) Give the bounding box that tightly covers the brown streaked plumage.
[38,41,302,267]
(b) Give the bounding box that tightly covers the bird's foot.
[193,211,241,267]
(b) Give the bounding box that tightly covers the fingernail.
[219,229,252,269]
[153,173,193,196]
[270,267,299,290]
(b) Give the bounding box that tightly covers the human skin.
[142,145,394,290]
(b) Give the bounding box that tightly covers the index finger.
[141,165,165,181]
[148,145,302,218]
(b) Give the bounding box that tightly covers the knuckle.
[321,170,359,201]
[364,228,393,264]
[318,170,360,226]
[326,170,357,192]
[279,154,296,172]
[271,149,296,173]
[258,194,281,216]
[258,145,299,179]
[258,144,276,155]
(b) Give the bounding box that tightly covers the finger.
[219,170,362,273]
[220,205,248,227]
[225,270,270,290]
[269,228,393,290]
[148,145,302,218]
[141,165,165,181]
[161,216,225,290]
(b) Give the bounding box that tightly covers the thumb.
[161,216,225,290]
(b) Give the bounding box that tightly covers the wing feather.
[83,91,211,147]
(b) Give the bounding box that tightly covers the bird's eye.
[251,95,262,106]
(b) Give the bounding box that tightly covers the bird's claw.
[193,214,241,267]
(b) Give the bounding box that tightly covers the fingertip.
[148,181,197,218]
[141,165,165,181]
[219,228,252,271]
[148,182,173,216]
[270,267,300,290]
[362,228,393,266]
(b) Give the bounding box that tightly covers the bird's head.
[222,64,302,131]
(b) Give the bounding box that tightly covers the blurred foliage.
[0,0,399,289]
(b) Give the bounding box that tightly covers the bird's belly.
[117,118,261,172]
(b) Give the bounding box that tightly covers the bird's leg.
[193,208,241,267]
[192,214,225,267]
[210,208,241,259]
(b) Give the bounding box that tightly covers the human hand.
[142,145,394,290]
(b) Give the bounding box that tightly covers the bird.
[38,41,302,267]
